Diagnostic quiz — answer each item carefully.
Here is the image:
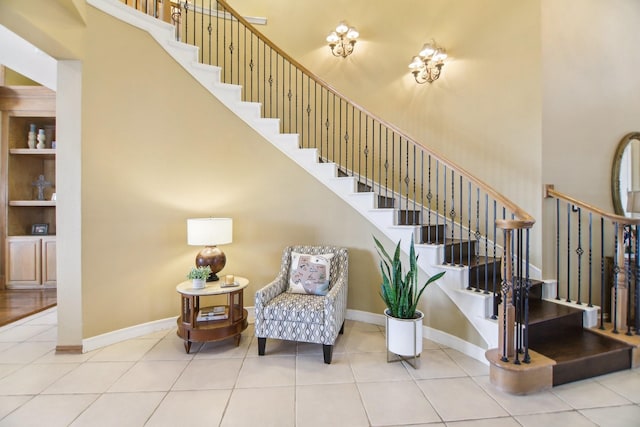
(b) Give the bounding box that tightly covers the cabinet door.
[6,237,41,285]
[42,237,56,285]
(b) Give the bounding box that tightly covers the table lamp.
[187,217,232,281]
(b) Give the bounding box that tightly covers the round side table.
[176,276,249,353]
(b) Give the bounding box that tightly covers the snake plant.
[374,235,445,319]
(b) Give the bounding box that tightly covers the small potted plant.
[187,266,211,289]
[374,235,445,362]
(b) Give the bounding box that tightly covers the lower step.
[529,328,633,386]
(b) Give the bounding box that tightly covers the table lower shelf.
[176,307,248,353]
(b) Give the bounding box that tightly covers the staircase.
[93,0,638,391]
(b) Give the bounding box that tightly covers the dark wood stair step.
[529,328,633,386]
[420,225,446,244]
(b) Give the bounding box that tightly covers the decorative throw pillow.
[288,252,334,296]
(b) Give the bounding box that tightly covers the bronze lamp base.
[195,246,226,281]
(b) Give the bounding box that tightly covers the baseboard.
[82,316,178,353]
[55,345,83,354]
[79,307,487,363]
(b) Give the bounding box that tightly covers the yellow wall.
[77,8,484,345]
[0,2,486,347]
[232,0,543,266]
[540,0,640,274]
[10,0,640,349]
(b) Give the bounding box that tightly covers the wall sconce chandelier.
[326,21,359,58]
[408,40,447,84]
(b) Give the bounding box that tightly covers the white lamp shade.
[187,218,233,246]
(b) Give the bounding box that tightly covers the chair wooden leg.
[323,344,333,364]
[339,321,345,334]
[258,337,266,355]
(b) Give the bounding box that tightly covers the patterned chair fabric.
[255,245,348,364]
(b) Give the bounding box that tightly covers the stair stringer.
[89,0,499,356]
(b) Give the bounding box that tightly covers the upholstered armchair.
[254,245,348,364]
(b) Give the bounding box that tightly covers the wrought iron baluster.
[613,223,619,334]
[588,212,593,307]
[600,217,606,330]
[566,202,571,303]
[576,207,583,305]
[556,199,560,300]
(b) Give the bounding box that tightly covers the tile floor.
[0,308,639,426]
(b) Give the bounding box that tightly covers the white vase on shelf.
[36,129,46,149]
[27,124,36,149]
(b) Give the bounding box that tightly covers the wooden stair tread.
[530,329,632,362]
[527,299,583,325]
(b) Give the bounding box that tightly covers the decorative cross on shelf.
[31,174,52,201]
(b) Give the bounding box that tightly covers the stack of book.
[197,305,228,322]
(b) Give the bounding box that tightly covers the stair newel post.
[498,227,515,362]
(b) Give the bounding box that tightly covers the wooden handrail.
[545,184,640,225]
[210,0,535,230]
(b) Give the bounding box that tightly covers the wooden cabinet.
[0,86,56,288]
[5,236,56,287]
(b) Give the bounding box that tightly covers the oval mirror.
[612,132,640,216]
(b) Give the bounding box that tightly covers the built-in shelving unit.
[1,86,57,288]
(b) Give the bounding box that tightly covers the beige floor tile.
[516,410,599,427]
[349,352,411,382]
[141,337,196,361]
[222,386,294,427]
[246,336,297,357]
[69,391,165,427]
[28,327,57,342]
[33,349,97,364]
[358,380,441,425]
[172,358,243,390]
[193,331,252,359]
[296,353,354,385]
[0,363,77,395]
[145,390,231,426]
[446,417,521,427]
[0,341,55,364]
[417,377,508,422]
[343,328,386,353]
[296,341,324,356]
[42,362,133,394]
[89,338,158,362]
[579,404,640,427]
[21,309,57,325]
[406,348,468,379]
[595,369,640,403]
[0,325,53,342]
[0,396,32,420]
[346,319,383,332]
[236,355,296,388]
[1,308,639,427]
[423,337,445,350]
[0,393,97,427]
[0,343,15,355]
[296,383,369,427]
[0,364,22,380]
[138,328,171,340]
[474,375,571,415]
[552,378,632,409]
[108,360,187,392]
[443,347,490,376]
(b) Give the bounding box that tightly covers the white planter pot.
[384,309,423,357]
[192,278,206,289]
